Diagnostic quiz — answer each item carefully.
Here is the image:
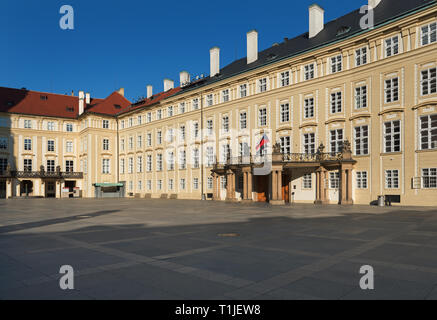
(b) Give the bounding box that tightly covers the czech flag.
[256,134,270,153]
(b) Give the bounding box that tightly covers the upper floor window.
[24,138,32,151]
[0,137,7,150]
[129,137,133,150]
[121,120,125,129]
[421,22,436,46]
[47,121,55,131]
[66,123,73,132]
[280,103,289,123]
[147,133,152,147]
[180,126,186,141]
[129,118,133,127]
[168,151,175,170]
[103,139,109,151]
[280,71,290,87]
[222,116,229,133]
[356,47,368,66]
[167,128,174,143]
[157,109,162,120]
[66,141,73,153]
[193,122,199,138]
[354,125,369,155]
[330,129,344,154]
[304,98,314,119]
[179,103,185,114]
[137,115,142,125]
[280,136,291,155]
[206,147,214,167]
[147,112,152,122]
[258,78,267,93]
[330,55,343,73]
[156,154,163,171]
[239,112,247,130]
[240,84,247,98]
[384,120,401,153]
[24,120,32,129]
[47,160,55,172]
[421,68,436,96]
[206,94,213,106]
[222,89,229,102]
[355,86,368,109]
[120,139,125,151]
[192,99,199,110]
[179,150,186,169]
[304,63,315,81]
[103,120,109,129]
[168,106,173,117]
[157,131,162,145]
[330,92,342,114]
[385,35,399,57]
[258,108,267,126]
[137,135,142,148]
[47,140,55,152]
[0,158,7,170]
[23,159,32,171]
[303,133,315,154]
[385,77,399,103]
[207,119,213,136]
[420,114,437,150]
[102,159,110,174]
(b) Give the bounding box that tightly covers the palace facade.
[1,0,437,206]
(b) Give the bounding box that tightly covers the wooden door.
[256,176,268,202]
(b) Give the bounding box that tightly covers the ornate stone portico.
[211,141,356,205]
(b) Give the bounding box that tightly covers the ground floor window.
[356,171,368,189]
[0,158,7,171]
[193,178,199,190]
[180,179,186,190]
[220,176,227,189]
[147,180,152,191]
[169,179,174,191]
[207,177,213,190]
[302,174,312,189]
[138,180,142,191]
[385,170,399,189]
[422,168,437,188]
[157,180,162,190]
[330,172,340,189]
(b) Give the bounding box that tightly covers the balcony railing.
[283,152,343,162]
[0,170,83,179]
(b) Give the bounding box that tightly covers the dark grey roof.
[176,0,436,95]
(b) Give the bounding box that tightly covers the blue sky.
[1,0,366,102]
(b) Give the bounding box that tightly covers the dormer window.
[40,95,48,100]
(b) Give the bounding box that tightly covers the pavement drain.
[217,233,240,237]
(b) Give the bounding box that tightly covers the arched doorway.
[20,180,33,197]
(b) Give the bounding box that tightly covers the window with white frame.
[280,103,290,123]
[168,151,175,170]
[147,133,152,146]
[159,130,164,144]
[355,86,368,109]
[385,169,399,189]
[192,99,199,110]
[240,84,247,98]
[206,94,213,106]
[304,98,314,118]
[146,155,152,172]
[356,171,368,189]
[121,120,125,129]
[239,142,249,157]
[24,119,32,129]
[147,180,152,191]
[137,116,142,125]
[179,103,185,114]
[421,68,436,96]
[24,138,31,151]
[258,108,267,126]
[120,158,125,174]
[193,122,199,138]
[384,120,401,153]
[422,168,437,188]
[65,160,74,172]
[221,144,231,163]
[66,123,73,132]
[129,137,133,150]
[207,119,213,136]
[138,180,142,191]
[239,112,247,130]
[280,71,290,87]
[304,63,315,81]
[157,154,163,171]
[157,180,162,191]
[179,150,186,169]
[157,109,162,120]
[385,36,399,57]
[220,176,227,189]
[103,139,109,151]
[192,149,199,168]
[168,128,174,143]
[168,106,173,117]
[206,147,214,166]
[330,55,342,73]
[137,135,142,148]
[207,177,213,189]
[147,112,152,122]
[330,129,344,154]
[102,159,110,174]
[258,78,267,93]
[385,77,399,103]
[280,136,291,155]
[129,118,133,127]
[47,121,55,131]
[355,47,368,66]
[303,133,315,154]
[330,172,340,189]
[354,125,369,155]
[47,140,55,152]
[330,92,342,114]
[303,174,312,189]
[23,159,32,171]
[222,116,229,133]
[129,181,133,192]
[66,141,73,153]
[180,126,186,141]
[137,156,143,173]
[128,157,133,174]
[168,179,174,191]
[222,89,229,102]
[193,178,199,190]
[46,160,55,172]
[420,114,437,150]
[180,178,186,190]
[103,120,109,129]
[421,22,436,46]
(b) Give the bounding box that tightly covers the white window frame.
[385,35,400,58]
[355,47,368,67]
[356,171,368,189]
[384,120,401,153]
[421,22,437,46]
[280,103,290,123]
[304,97,314,119]
[330,55,343,74]
[420,68,437,96]
[354,125,369,156]
[385,77,399,103]
[420,114,437,150]
[385,169,399,189]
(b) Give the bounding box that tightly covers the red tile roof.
[0,87,130,118]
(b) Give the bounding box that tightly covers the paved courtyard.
[0,198,437,300]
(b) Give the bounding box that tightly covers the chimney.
[368,0,381,8]
[247,30,258,64]
[210,47,220,77]
[78,91,84,116]
[147,85,153,98]
[85,92,90,104]
[180,71,190,87]
[164,79,174,91]
[118,88,125,97]
[309,4,324,39]
[71,90,74,96]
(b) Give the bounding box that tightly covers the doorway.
[282,173,290,203]
[20,180,33,197]
[64,181,76,198]
[45,181,56,198]
[255,175,269,202]
[0,180,6,199]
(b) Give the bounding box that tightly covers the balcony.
[0,168,83,179]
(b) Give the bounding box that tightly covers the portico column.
[212,173,218,200]
[246,169,253,201]
[270,167,284,205]
[6,179,12,199]
[321,168,327,204]
[340,164,353,205]
[226,170,236,201]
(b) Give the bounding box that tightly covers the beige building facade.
[1,0,437,206]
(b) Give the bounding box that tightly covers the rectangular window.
[65,160,74,172]
[24,120,32,129]
[421,68,437,96]
[103,139,109,151]
[137,116,142,125]
[147,180,152,191]
[0,158,7,171]
[193,123,199,138]
[46,160,55,172]
[137,156,143,173]
[157,154,163,171]
[239,142,249,157]
[179,103,185,114]
[147,112,152,122]
[239,112,247,130]
[259,108,267,126]
[138,180,142,191]
[66,141,73,153]
[47,121,55,131]
[222,116,229,133]
[221,144,231,163]
[385,36,399,57]
[259,78,267,93]
[47,140,55,152]
[157,110,162,120]
[128,157,133,174]
[330,55,342,73]
[157,180,162,191]
[192,99,199,110]
[356,47,368,66]
[303,174,312,189]
[304,98,314,119]
[129,137,133,150]
[304,63,315,81]
[120,158,125,174]
[179,150,186,170]
[280,71,290,87]
[280,103,290,123]
[207,177,213,189]
[168,179,174,191]
[422,168,437,189]
[193,178,199,190]
[220,176,227,189]
[385,170,399,189]
[385,78,399,103]
[420,114,437,150]
[157,131,162,145]
[330,172,340,189]
[384,120,401,153]
[180,179,186,190]
[103,120,109,129]
[421,22,437,46]
[137,135,142,148]
[280,136,291,155]
[129,118,133,127]
[24,138,31,151]
[147,133,152,146]
[222,89,229,102]
[356,171,368,189]
[23,159,32,171]
[180,126,186,141]
[206,94,213,107]
[303,133,315,154]
[66,123,73,132]
[354,125,369,156]
[146,155,152,172]
[121,120,125,129]
[330,129,344,154]
[355,86,368,109]
[330,92,342,114]
[192,149,200,169]
[240,84,247,98]
[168,106,174,116]
[168,128,174,143]
[206,147,214,167]
[168,151,175,170]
